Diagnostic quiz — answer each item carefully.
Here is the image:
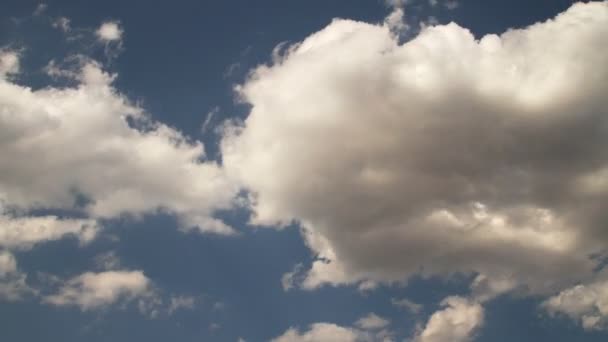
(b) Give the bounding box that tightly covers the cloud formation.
[543,275,608,331]
[414,296,483,342]
[0,55,238,236]
[44,270,152,310]
[0,250,34,301]
[96,21,123,42]
[355,313,390,330]
[271,323,361,342]
[222,1,608,294]
[0,212,97,250]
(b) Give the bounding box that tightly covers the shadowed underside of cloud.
[222,0,608,301]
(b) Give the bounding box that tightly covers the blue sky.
[1,1,608,341]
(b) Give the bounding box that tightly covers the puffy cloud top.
[96,21,123,42]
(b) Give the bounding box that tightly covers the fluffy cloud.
[271,323,363,342]
[0,56,237,235]
[355,313,390,330]
[272,313,396,342]
[222,1,608,293]
[0,211,97,250]
[414,297,483,342]
[96,21,123,42]
[44,270,151,310]
[543,276,608,330]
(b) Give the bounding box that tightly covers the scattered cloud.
[543,275,608,331]
[272,319,396,342]
[33,3,48,16]
[201,106,219,134]
[413,296,484,342]
[0,250,34,301]
[0,211,98,250]
[391,297,422,313]
[44,270,152,310]
[96,21,123,42]
[271,323,361,342]
[168,295,197,314]
[51,17,71,32]
[355,313,390,330]
[94,251,122,271]
[0,49,20,78]
[0,55,238,235]
[385,7,408,33]
[444,1,459,10]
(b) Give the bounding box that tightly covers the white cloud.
[385,8,409,33]
[168,295,197,314]
[0,251,34,301]
[0,50,19,78]
[414,297,484,342]
[470,273,518,303]
[94,251,121,270]
[0,56,238,235]
[385,0,409,9]
[391,297,422,313]
[0,251,17,276]
[272,320,396,342]
[44,270,152,310]
[0,211,98,250]
[221,1,608,293]
[271,323,361,342]
[96,21,123,42]
[201,106,219,134]
[355,313,390,330]
[543,276,608,330]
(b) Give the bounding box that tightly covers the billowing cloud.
[44,270,152,310]
[222,1,608,293]
[543,276,608,331]
[0,55,238,235]
[414,297,483,342]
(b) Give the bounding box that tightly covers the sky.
[1,0,608,341]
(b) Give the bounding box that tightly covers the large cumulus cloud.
[222,1,608,293]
